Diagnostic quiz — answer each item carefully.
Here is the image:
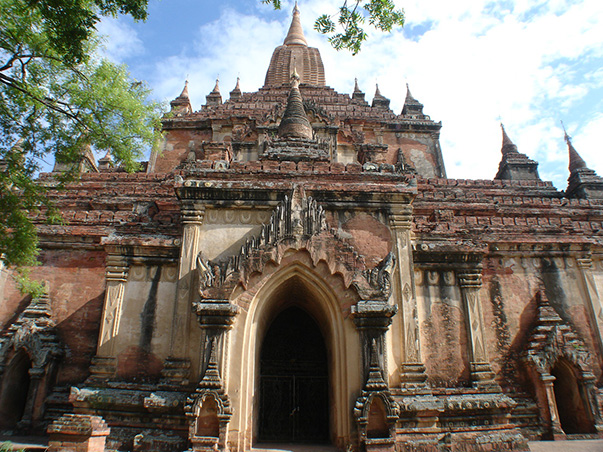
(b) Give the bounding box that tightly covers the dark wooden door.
[258,307,329,443]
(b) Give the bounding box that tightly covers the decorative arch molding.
[191,186,398,451]
[195,185,395,306]
[0,289,63,430]
[523,290,603,437]
[228,257,363,451]
[185,340,232,452]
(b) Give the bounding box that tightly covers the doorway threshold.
[253,444,337,452]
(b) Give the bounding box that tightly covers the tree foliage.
[0,0,161,269]
[265,0,404,54]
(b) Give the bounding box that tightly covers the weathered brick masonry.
[1,5,603,452]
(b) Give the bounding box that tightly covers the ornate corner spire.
[98,151,113,170]
[500,124,519,154]
[211,78,220,94]
[372,83,390,109]
[401,83,426,118]
[563,126,603,199]
[352,78,367,103]
[206,78,222,106]
[180,79,189,98]
[494,125,540,181]
[404,83,416,103]
[564,128,587,173]
[229,77,242,101]
[170,80,192,113]
[284,1,307,46]
[277,71,313,140]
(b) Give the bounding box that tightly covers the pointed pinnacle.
[565,130,587,173]
[405,83,416,102]
[284,1,307,46]
[375,83,382,97]
[211,78,220,94]
[278,78,312,140]
[234,77,240,90]
[500,124,518,154]
[179,80,189,98]
[354,78,361,93]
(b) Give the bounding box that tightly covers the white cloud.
[96,17,145,62]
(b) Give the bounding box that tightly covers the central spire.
[264,4,325,87]
[277,71,313,140]
[284,2,307,46]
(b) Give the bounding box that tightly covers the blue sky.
[98,0,603,189]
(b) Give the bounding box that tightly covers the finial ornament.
[562,121,588,173]
[284,1,308,46]
[500,123,518,154]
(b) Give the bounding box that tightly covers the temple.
[1,5,603,452]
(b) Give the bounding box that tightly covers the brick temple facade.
[2,5,603,452]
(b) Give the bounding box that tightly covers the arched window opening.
[196,396,220,437]
[0,350,32,429]
[366,397,389,438]
[258,306,329,443]
[551,360,595,434]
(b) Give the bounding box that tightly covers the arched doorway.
[551,359,595,434]
[0,350,32,429]
[258,306,329,443]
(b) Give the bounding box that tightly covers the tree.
[0,0,401,275]
[0,0,161,272]
[265,0,405,54]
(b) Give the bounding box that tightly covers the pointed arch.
[522,290,603,437]
[228,256,363,451]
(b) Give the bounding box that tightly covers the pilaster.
[542,374,565,439]
[163,204,205,385]
[576,256,603,357]
[89,254,128,381]
[457,269,499,389]
[390,206,427,388]
[17,366,44,429]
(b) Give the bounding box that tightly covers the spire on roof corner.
[494,124,540,181]
[405,83,417,102]
[372,83,390,109]
[211,78,220,94]
[229,77,242,101]
[401,84,425,118]
[180,80,189,98]
[206,78,222,106]
[564,124,603,199]
[352,78,366,103]
[500,124,518,154]
[564,129,588,173]
[170,79,192,113]
[284,1,308,46]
